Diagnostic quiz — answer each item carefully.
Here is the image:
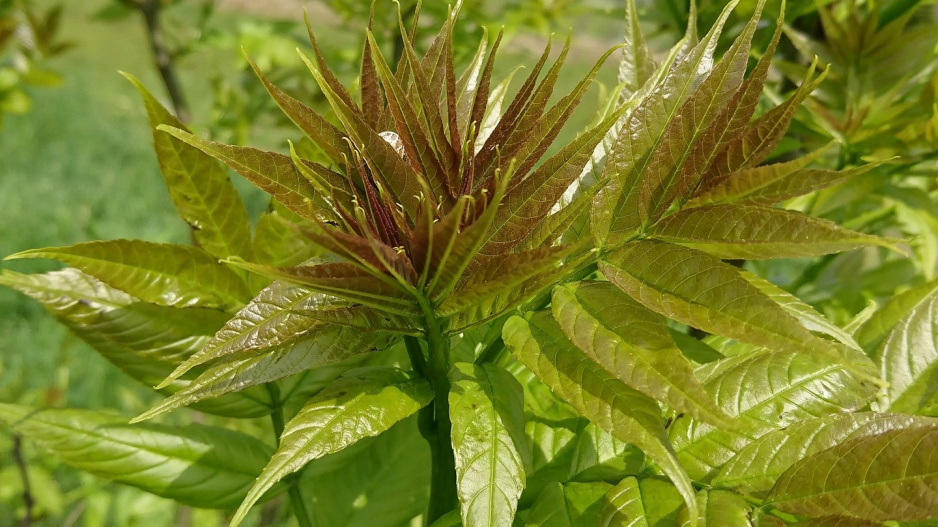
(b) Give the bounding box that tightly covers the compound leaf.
[551,281,733,428]
[600,240,837,358]
[503,312,697,521]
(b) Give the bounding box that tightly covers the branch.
[12,435,34,527]
[137,0,191,123]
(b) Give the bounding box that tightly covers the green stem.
[265,384,313,527]
[415,295,458,525]
[475,337,505,365]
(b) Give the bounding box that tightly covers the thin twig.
[137,0,191,123]
[12,435,34,527]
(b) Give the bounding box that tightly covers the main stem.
[265,384,313,527]
[414,295,458,525]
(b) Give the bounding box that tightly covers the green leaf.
[873,289,938,414]
[687,152,882,207]
[449,362,527,527]
[134,325,391,422]
[162,280,420,388]
[298,417,431,527]
[599,477,686,527]
[676,490,752,527]
[157,126,327,222]
[591,0,740,246]
[551,281,733,427]
[6,240,251,311]
[230,367,432,526]
[503,312,697,521]
[526,482,612,527]
[600,240,839,358]
[0,268,225,387]
[714,412,937,498]
[670,329,725,364]
[767,425,938,521]
[738,270,861,351]
[669,351,878,481]
[855,278,938,352]
[123,73,252,261]
[0,403,276,509]
[649,205,902,259]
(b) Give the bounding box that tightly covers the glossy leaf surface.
[7,240,251,311]
[600,240,837,357]
[714,412,935,497]
[767,425,938,521]
[669,351,878,481]
[135,325,390,422]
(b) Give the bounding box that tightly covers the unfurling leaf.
[230,367,432,526]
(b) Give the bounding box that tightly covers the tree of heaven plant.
[4,1,938,526]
